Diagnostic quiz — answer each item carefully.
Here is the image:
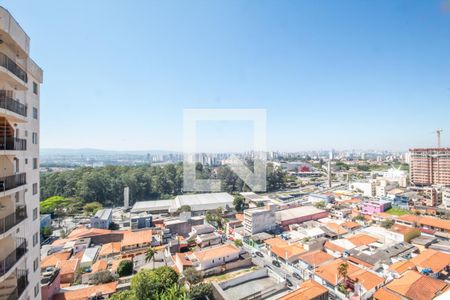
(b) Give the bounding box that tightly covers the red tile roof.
[53,281,118,300]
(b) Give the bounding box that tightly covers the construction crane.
[435,129,443,148]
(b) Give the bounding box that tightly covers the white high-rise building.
[0,7,42,300]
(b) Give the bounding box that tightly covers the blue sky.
[4,0,450,152]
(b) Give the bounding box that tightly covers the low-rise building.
[361,200,391,215]
[243,205,277,235]
[275,206,328,229]
[41,267,61,300]
[174,244,247,276]
[374,270,448,300]
[80,246,100,269]
[196,232,222,248]
[55,259,79,284]
[279,280,328,300]
[410,249,450,278]
[314,259,384,299]
[90,208,113,229]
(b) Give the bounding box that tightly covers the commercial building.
[132,192,234,215]
[0,6,43,300]
[275,206,328,228]
[90,208,112,229]
[243,205,277,235]
[361,200,391,215]
[410,148,450,186]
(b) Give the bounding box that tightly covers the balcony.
[0,92,27,118]
[5,269,28,300]
[0,238,27,278]
[0,207,27,236]
[0,138,26,151]
[0,53,27,83]
[0,174,26,192]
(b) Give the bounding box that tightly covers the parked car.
[255,251,264,258]
[272,260,281,267]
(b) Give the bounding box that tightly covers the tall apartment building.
[409,148,450,186]
[0,7,42,300]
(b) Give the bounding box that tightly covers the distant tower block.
[124,187,130,208]
[327,161,332,188]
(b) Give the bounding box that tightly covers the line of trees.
[40,162,288,208]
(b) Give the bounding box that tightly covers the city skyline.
[4,1,450,151]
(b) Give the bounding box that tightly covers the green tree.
[156,284,188,300]
[183,267,203,285]
[233,194,248,212]
[177,205,192,214]
[189,283,213,300]
[337,263,349,281]
[234,239,243,248]
[110,290,137,300]
[117,260,133,277]
[131,267,179,300]
[90,270,115,285]
[314,201,326,209]
[83,201,103,216]
[145,247,155,268]
[41,227,53,239]
[109,222,120,230]
[381,219,395,229]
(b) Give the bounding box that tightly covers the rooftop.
[410,249,450,273]
[56,259,79,276]
[275,206,326,222]
[54,281,118,300]
[193,244,240,263]
[93,208,112,220]
[298,250,333,267]
[383,270,449,300]
[121,230,153,248]
[278,280,328,300]
[41,251,71,269]
[99,242,121,257]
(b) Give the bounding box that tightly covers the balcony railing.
[0,207,27,235]
[0,137,26,151]
[0,92,27,117]
[0,173,26,192]
[6,269,28,300]
[0,53,27,83]
[0,238,27,277]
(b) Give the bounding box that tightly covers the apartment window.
[32,132,38,145]
[33,82,38,95]
[34,283,39,297]
[25,130,28,137]
[33,258,39,272]
[25,158,28,165]
[33,208,38,221]
[33,232,39,247]
[33,107,38,119]
[33,158,38,169]
[32,183,38,195]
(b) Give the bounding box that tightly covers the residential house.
[374,270,448,300]
[410,249,450,278]
[55,259,79,285]
[278,279,328,300]
[314,259,384,300]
